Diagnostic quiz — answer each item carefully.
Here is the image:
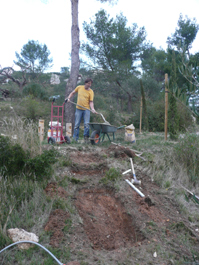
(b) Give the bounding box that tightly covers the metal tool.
[130,158,141,185]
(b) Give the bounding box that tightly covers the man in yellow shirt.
[67,78,97,141]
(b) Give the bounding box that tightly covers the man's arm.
[65,90,76,101]
[89,101,97,114]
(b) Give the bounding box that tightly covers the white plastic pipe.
[125,179,145,197]
[129,158,141,185]
[122,169,131,175]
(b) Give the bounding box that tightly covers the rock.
[7,228,39,250]
[50,74,60,85]
[144,196,155,207]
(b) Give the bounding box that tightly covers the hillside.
[1,126,199,264]
[41,141,199,265]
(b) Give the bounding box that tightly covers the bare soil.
[44,143,199,265]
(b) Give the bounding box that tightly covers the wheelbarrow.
[89,123,125,145]
[65,99,125,144]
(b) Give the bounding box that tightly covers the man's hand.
[91,109,98,114]
[65,98,70,103]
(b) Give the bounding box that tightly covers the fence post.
[38,119,44,142]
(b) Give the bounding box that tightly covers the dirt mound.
[44,182,68,199]
[70,151,108,176]
[106,143,136,158]
[44,209,70,248]
[75,188,144,250]
[134,193,166,223]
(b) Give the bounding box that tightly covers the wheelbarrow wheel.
[48,137,56,145]
[64,135,71,144]
[90,130,100,145]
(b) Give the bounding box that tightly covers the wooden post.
[139,96,143,134]
[66,123,72,137]
[38,119,44,142]
[165,74,168,141]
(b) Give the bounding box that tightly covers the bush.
[100,168,121,184]
[23,96,41,121]
[173,133,199,184]
[2,117,42,157]
[133,99,165,131]
[133,98,194,132]
[23,83,48,100]
[0,136,26,177]
[25,149,58,181]
[147,99,165,131]
[0,135,57,180]
[94,94,108,111]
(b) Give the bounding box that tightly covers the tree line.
[1,9,199,137]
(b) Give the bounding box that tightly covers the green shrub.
[106,105,117,125]
[133,99,165,131]
[147,99,165,131]
[173,133,199,184]
[23,83,48,100]
[100,167,121,184]
[133,98,194,132]
[20,96,50,121]
[94,94,109,111]
[24,96,40,121]
[25,149,58,181]
[0,135,57,180]
[0,136,27,177]
[177,104,194,132]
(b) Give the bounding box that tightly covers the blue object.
[49,95,60,100]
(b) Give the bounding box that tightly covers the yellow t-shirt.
[75,85,94,110]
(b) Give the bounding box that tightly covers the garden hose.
[0,241,66,265]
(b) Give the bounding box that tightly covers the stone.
[7,228,39,250]
[50,73,60,84]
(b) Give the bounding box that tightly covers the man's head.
[85,78,93,84]
[84,78,93,89]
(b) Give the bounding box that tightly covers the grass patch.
[100,167,121,185]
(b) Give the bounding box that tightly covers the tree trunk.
[127,93,132,113]
[140,79,149,131]
[120,98,123,112]
[65,0,80,129]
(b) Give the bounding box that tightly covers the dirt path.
[44,144,199,265]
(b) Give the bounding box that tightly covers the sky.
[1,0,199,73]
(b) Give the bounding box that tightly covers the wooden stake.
[165,74,168,141]
[139,96,143,134]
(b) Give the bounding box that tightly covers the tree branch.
[0,66,30,90]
